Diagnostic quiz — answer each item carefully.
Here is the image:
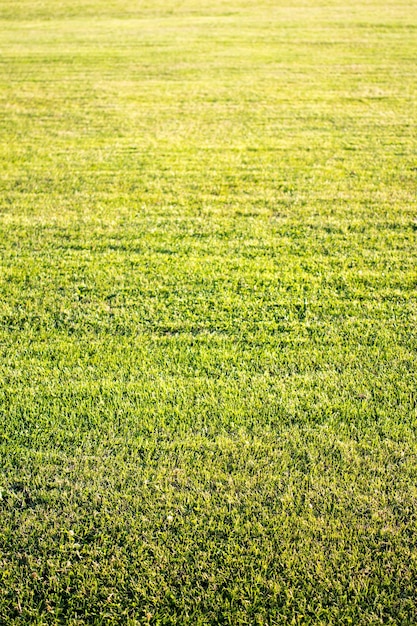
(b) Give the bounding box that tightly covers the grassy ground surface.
[1,0,417,623]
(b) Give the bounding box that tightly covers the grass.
[0,0,416,623]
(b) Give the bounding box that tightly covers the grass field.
[1,0,417,623]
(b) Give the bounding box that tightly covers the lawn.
[0,0,416,623]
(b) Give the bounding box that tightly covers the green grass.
[1,0,417,623]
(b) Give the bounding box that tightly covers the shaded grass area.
[2,431,417,624]
[0,0,417,623]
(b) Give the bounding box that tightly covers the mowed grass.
[0,0,417,623]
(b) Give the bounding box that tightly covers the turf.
[0,0,416,623]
